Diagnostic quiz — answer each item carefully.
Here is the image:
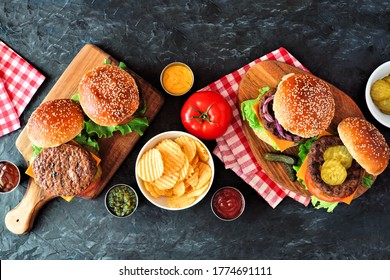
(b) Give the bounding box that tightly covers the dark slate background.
[1,0,390,260]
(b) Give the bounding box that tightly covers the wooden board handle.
[5,180,55,234]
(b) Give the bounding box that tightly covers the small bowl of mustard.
[160,62,194,96]
[105,184,138,218]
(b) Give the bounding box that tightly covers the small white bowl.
[135,131,214,211]
[365,61,390,127]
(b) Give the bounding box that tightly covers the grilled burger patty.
[33,143,97,196]
[307,135,363,198]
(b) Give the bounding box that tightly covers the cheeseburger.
[26,99,101,199]
[241,73,335,151]
[76,64,147,137]
[295,117,389,212]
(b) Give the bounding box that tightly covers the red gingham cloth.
[200,47,311,208]
[0,40,45,137]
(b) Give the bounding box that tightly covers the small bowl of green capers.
[105,184,138,218]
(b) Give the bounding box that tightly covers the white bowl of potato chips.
[135,131,214,210]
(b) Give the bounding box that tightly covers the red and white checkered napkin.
[200,47,311,208]
[0,40,45,137]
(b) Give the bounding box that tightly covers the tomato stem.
[190,104,215,124]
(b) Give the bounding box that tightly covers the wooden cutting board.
[238,60,368,198]
[5,44,165,234]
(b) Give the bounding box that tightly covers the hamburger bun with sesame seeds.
[78,64,140,127]
[27,99,84,148]
[273,73,335,138]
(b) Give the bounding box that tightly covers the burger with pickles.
[294,117,389,212]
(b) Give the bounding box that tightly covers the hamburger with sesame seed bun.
[241,73,335,152]
[294,117,389,212]
[26,99,102,199]
[78,64,140,127]
[75,63,148,139]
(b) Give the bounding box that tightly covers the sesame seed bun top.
[78,64,140,127]
[273,73,335,138]
[338,117,390,176]
[27,99,84,148]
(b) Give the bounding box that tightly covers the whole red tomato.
[181,91,232,140]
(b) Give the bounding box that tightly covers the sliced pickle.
[371,79,390,102]
[323,145,353,169]
[374,99,390,114]
[321,159,347,185]
[383,75,390,84]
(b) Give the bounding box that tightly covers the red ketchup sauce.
[0,161,20,193]
[212,187,244,220]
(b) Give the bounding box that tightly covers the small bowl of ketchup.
[211,186,245,221]
[0,160,21,194]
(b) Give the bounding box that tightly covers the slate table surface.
[1,0,389,260]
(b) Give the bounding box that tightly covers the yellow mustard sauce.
[162,64,193,95]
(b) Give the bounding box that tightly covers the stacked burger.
[27,99,102,199]
[242,73,389,211]
[26,63,147,200]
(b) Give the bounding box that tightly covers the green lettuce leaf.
[240,86,279,150]
[311,196,339,213]
[71,93,80,102]
[104,58,111,65]
[84,120,116,138]
[84,117,149,138]
[29,145,43,163]
[293,137,317,173]
[73,131,100,151]
[120,117,149,135]
[118,61,127,70]
[362,174,374,189]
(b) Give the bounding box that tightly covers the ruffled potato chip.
[136,148,164,182]
[156,139,186,174]
[172,181,185,197]
[174,136,197,162]
[194,140,209,162]
[153,171,180,190]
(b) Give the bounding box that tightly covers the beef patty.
[33,143,97,196]
[307,135,363,198]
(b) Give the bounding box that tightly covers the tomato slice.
[305,171,343,203]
